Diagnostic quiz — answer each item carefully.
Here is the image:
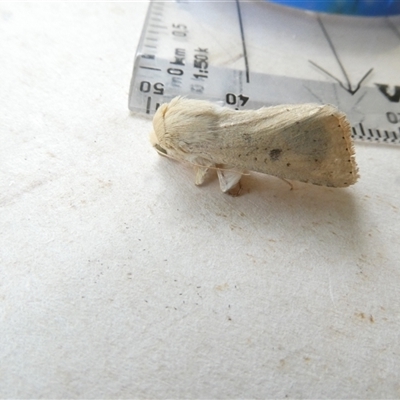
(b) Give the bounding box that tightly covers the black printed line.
[309,17,373,95]
[352,68,374,93]
[235,0,250,83]
[140,66,161,71]
[317,16,351,90]
[309,60,343,86]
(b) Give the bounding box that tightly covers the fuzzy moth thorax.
[151,100,186,158]
[151,97,220,159]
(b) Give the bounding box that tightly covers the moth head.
[150,98,190,159]
[150,102,169,155]
[150,129,167,155]
[150,96,216,161]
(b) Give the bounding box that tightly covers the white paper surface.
[1,3,399,398]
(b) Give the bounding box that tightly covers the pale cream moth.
[150,97,358,193]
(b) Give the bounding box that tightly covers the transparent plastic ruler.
[129,0,400,144]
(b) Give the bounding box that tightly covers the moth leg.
[194,166,210,186]
[217,169,243,194]
[227,182,243,197]
[280,178,294,190]
[192,158,215,186]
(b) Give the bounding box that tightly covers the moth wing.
[189,156,215,186]
[216,104,358,187]
[267,105,358,187]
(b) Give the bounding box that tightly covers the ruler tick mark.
[359,123,366,137]
[146,97,151,114]
[368,128,374,138]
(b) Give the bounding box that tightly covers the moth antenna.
[214,165,249,175]
[280,178,294,190]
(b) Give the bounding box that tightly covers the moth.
[150,97,359,194]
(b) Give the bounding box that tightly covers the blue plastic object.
[269,0,400,16]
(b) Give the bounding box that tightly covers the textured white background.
[1,2,400,399]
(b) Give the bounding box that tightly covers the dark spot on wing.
[269,149,282,161]
[242,133,252,144]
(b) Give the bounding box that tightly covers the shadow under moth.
[150,97,358,194]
